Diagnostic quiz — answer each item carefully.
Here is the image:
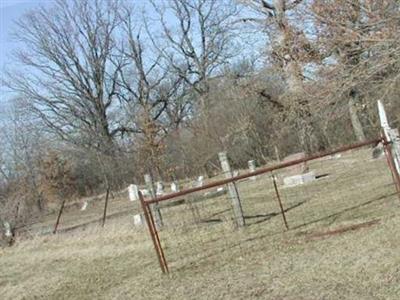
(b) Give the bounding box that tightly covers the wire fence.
[139,137,400,273]
[11,135,399,275]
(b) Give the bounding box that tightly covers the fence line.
[140,136,400,274]
[146,138,382,205]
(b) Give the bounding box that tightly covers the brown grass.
[1,148,400,299]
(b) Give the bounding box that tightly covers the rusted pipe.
[146,201,169,273]
[146,138,381,205]
[382,134,400,198]
[101,187,110,227]
[272,174,289,230]
[139,191,168,274]
[53,198,66,234]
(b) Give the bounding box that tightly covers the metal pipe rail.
[146,138,382,205]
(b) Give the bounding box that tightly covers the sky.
[0,0,55,69]
[0,0,158,120]
[0,0,263,123]
[1,0,55,120]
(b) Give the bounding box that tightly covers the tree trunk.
[348,96,366,142]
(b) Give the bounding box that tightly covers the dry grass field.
[1,148,400,299]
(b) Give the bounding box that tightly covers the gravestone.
[248,160,257,180]
[204,186,227,198]
[197,176,204,187]
[193,176,204,188]
[283,152,309,175]
[218,152,245,227]
[133,214,144,226]
[80,201,88,211]
[171,182,180,192]
[283,152,315,187]
[327,153,342,160]
[156,182,164,196]
[128,184,139,201]
[283,171,316,187]
[3,221,12,238]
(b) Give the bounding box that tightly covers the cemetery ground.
[1,148,400,299]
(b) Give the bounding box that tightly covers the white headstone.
[3,221,12,237]
[194,176,204,187]
[80,201,88,211]
[248,160,257,180]
[133,214,144,226]
[128,184,139,201]
[233,170,239,177]
[156,182,164,196]
[171,182,179,192]
[329,153,342,159]
[283,171,316,187]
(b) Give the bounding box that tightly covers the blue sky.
[1,0,55,119]
[0,0,263,122]
[1,0,54,70]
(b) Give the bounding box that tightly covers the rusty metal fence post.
[139,191,169,274]
[138,138,382,273]
[382,134,400,198]
[101,188,110,227]
[53,198,66,234]
[272,174,289,230]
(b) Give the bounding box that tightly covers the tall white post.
[128,184,139,201]
[248,160,257,180]
[378,100,400,174]
[219,152,245,227]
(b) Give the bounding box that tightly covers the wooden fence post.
[218,152,245,227]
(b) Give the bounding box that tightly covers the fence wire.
[144,143,399,273]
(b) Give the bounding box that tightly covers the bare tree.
[148,0,241,113]
[116,5,190,177]
[0,97,50,245]
[4,0,129,155]
[311,0,400,141]
[240,1,313,89]
[1,98,47,212]
[239,0,323,152]
[132,0,243,175]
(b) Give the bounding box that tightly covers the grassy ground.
[1,148,400,299]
